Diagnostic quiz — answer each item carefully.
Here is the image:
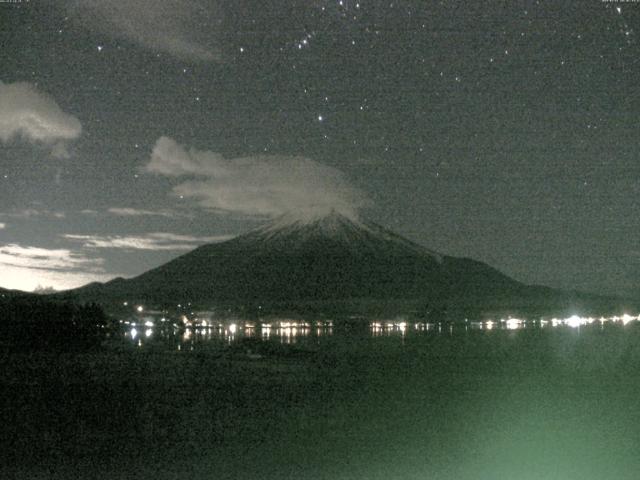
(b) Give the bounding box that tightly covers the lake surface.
[3,315,640,479]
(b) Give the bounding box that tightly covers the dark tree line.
[0,296,109,351]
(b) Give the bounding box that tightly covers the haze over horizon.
[1,1,639,296]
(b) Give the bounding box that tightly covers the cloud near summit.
[146,136,370,217]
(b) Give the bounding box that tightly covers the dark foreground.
[3,324,640,479]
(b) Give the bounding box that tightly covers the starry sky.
[0,0,639,295]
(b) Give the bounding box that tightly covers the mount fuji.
[62,210,585,314]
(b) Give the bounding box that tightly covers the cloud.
[66,0,219,62]
[1,209,66,219]
[0,265,115,293]
[63,232,233,251]
[0,223,5,229]
[50,141,72,159]
[0,243,116,292]
[0,81,82,155]
[107,207,190,218]
[0,244,104,272]
[146,136,370,218]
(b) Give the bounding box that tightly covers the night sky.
[0,0,638,295]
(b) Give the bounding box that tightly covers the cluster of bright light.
[562,315,594,328]
[370,320,413,336]
[505,318,524,330]
[296,32,315,49]
[616,313,637,325]
[182,329,192,341]
[479,314,640,330]
[124,311,640,347]
[278,320,311,329]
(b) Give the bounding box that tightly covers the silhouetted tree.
[0,297,109,351]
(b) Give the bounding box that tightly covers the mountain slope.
[63,211,534,310]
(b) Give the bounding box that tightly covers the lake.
[2,315,640,479]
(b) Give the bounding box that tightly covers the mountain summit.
[66,211,534,311]
[237,210,442,261]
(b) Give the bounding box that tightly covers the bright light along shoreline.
[119,313,640,349]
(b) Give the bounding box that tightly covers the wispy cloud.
[0,266,117,292]
[66,0,219,62]
[146,136,370,218]
[0,244,115,292]
[0,81,81,157]
[63,232,233,251]
[0,209,66,219]
[107,207,190,218]
[0,244,104,272]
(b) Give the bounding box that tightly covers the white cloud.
[1,209,66,219]
[0,244,104,271]
[0,81,82,155]
[63,232,233,251]
[66,0,219,62]
[0,265,115,293]
[0,223,5,229]
[107,207,190,218]
[0,243,113,292]
[146,136,370,218]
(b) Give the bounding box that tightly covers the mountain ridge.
[55,211,616,316]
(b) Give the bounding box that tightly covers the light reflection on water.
[121,314,640,348]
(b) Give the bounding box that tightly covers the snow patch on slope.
[245,209,443,262]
